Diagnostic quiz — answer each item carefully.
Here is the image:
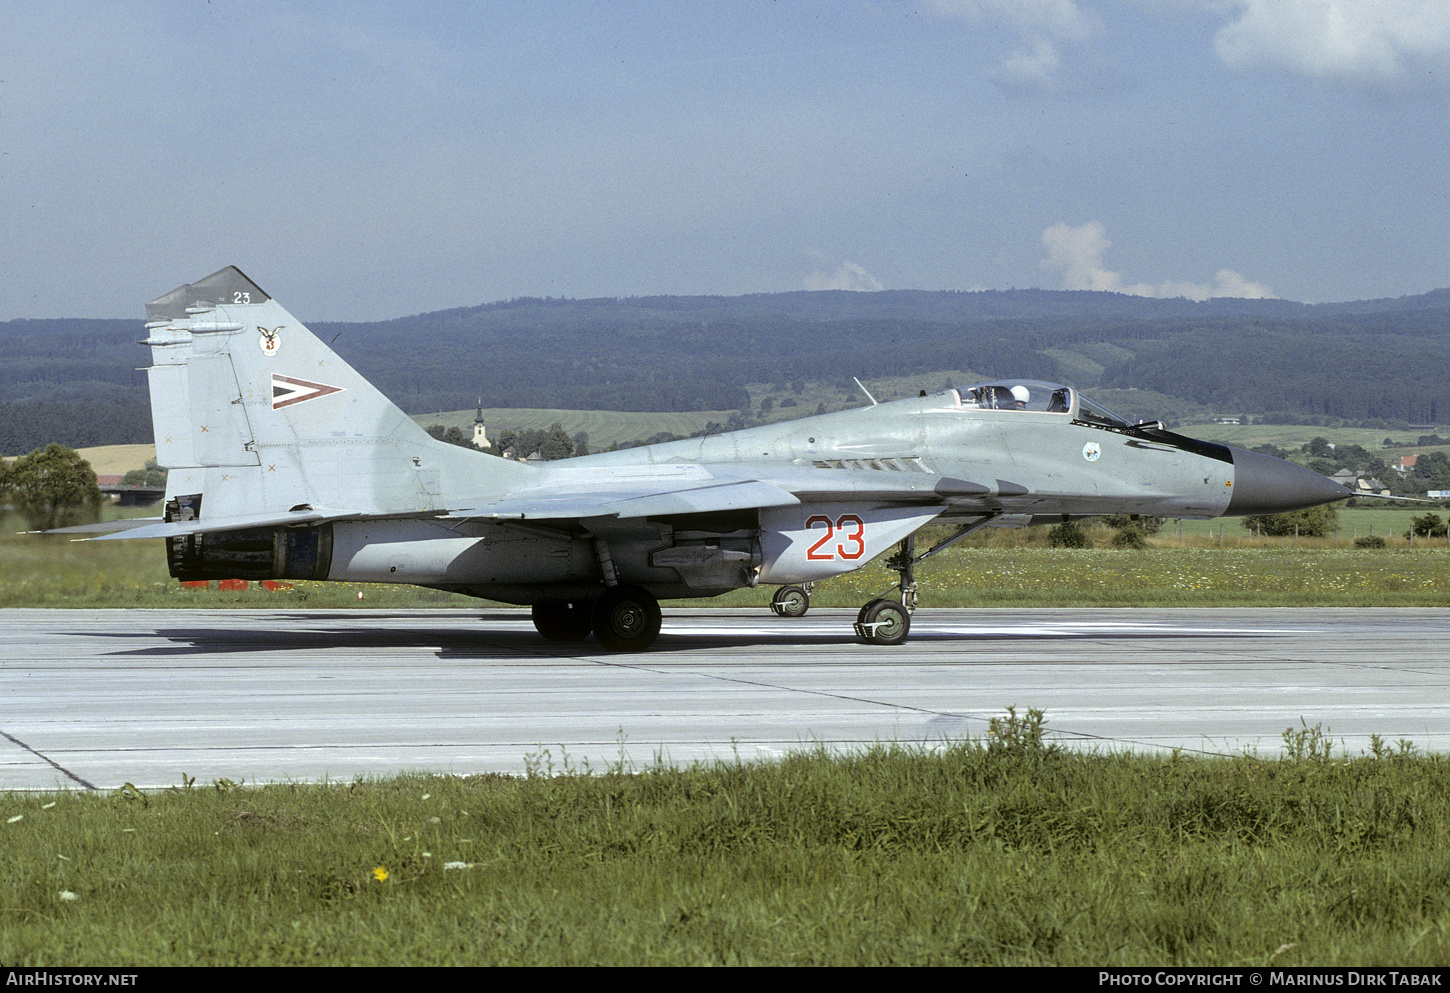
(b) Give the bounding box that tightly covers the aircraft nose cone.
[1226,447,1351,516]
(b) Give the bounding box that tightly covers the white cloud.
[1040,222,1275,300]
[804,261,885,292]
[1041,220,1122,292]
[927,0,1103,90]
[1206,268,1276,300]
[1213,0,1450,87]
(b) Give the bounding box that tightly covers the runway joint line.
[1,728,100,791]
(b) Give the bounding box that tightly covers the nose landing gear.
[854,512,1003,646]
[853,596,911,645]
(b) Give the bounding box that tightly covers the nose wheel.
[853,597,911,645]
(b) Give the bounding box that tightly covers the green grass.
[5,722,1450,966]
[701,517,1450,608]
[705,550,1450,609]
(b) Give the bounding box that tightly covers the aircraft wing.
[446,466,802,521]
[64,468,804,540]
[445,461,999,522]
[64,463,1005,540]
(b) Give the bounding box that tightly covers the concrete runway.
[3,606,1447,790]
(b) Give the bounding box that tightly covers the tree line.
[6,286,1450,452]
[424,422,584,460]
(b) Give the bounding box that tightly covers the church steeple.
[472,400,491,450]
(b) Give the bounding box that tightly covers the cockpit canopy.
[956,379,1132,429]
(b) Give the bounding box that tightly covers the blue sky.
[3,1,1447,320]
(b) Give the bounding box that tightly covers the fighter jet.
[77,266,1349,650]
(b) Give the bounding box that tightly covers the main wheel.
[590,584,662,652]
[855,598,911,646]
[770,585,810,618]
[531,601,595,642]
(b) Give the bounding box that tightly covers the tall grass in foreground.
[4,718,1449,966]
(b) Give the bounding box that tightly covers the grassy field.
[66,444,157,477]
[3,721,1448,966]
[5,507,1450,609]
[417,378,1450,456]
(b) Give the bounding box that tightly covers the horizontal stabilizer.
[26,517,163,537]
[82,509,339,541]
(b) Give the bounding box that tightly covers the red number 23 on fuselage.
[805,514,866,561]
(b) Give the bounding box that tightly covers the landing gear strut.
[885,536,919,613]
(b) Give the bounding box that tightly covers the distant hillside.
[3,286,1448,452]
[320,286,1450,426]
[414,407,735,453]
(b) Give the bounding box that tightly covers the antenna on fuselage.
[853,377,878,406]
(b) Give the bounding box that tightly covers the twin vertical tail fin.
[143,266,527,525]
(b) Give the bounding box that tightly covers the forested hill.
[4,286,1449,453]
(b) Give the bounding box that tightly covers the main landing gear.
[530,583,663,652]
[591,584,662,652]
[769,583,812,617]
[531,600,594,642]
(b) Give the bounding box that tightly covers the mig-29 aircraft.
[72,267,1349,651]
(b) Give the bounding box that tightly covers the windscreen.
[960,380,1135,427]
